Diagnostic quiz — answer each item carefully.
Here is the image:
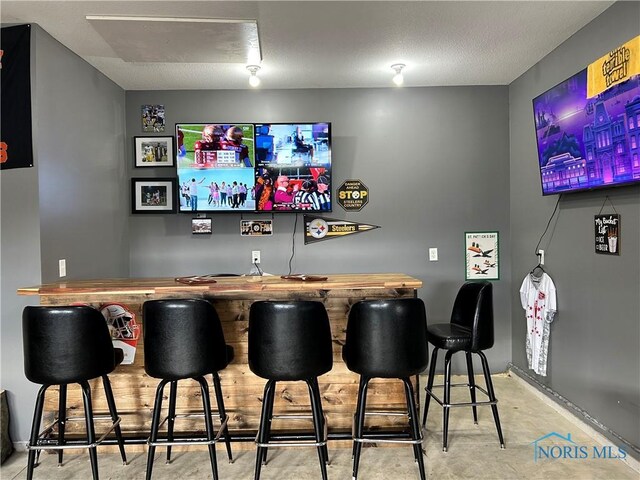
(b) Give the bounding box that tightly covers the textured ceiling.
[1,1,615,90]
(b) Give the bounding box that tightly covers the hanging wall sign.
[0,25,33,170]
[337,179,369,211]
[465,231,500,280]
[304,215,379,244]
[594,214,620,255]
[241,219,273,236]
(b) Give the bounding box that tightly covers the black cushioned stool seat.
[249,301,333,480]
[22,306,127,480]
[421,281,505,452]
[143,299,233,480]
[343,298,428,480]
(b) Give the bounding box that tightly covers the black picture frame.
[131,177,177,214]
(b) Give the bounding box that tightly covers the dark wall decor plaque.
[594,214,620,255]
[337,179,369,211]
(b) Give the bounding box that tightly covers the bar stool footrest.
[29,416,122,451]
[148,413,229,447]
[255,413,328,448]
[352,410,423,445]
[425,385,497,408]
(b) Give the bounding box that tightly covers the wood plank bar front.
[18,273,422,450]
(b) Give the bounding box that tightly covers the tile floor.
[1,373,638,479]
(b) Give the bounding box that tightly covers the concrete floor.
[1,373,638,479]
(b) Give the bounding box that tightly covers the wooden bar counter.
[18,273,422,448]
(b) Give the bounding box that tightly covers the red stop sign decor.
[337,180,369,211]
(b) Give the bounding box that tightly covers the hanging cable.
[288,213,298,275]
[253,261,263,276]
[534,193,562,255]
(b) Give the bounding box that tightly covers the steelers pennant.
[304,215,380,244]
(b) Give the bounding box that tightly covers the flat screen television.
[176,123,256,212]
[254,123,332,211]
[175,122,332,212]
[532,70,640,195]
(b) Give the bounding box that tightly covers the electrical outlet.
[429,248,438,262]
[252,250,261,264]
[538,249,545,265]
[58,259,66,277]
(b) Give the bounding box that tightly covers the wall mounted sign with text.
[304,215,379,244]
[337,180,369,211]
[241,219,273,236]
[594,214,620,255]
[587,35,639,98]
[465,231,499,280]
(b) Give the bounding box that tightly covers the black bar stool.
[343,298,428,480]
[248,300,333,480]
[421,281,505,452]
[143,299,233,480]
[22,305,127,480]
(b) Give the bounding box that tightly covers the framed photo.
[142,104,165,132]
[465,231,499,280]
[192,218,212,235]
[134,136,174,168]
[131,177,177,214]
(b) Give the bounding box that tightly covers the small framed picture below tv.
[533,71,640,195]
[192,217,212,234]
[175,122,332,213]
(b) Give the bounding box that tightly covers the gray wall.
[0,24,127,443]
[126,86,512,371]
[509,1,640,456]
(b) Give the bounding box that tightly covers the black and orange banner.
[1,24,33,170]
[304,215,379,244]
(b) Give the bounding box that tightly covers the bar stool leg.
[26,385,48,480]
[102,375,127,465]
[79,380,98,480]
[195,376,219,480]
[212,373,233,463]
[260,380,276,467]
[165,381,178,464]
[477,351,505,448]
[57,384,67,466]
[442,351,454,452]
[465,352,478,424]
[309,378,329,466]
[353,377,370,480]
[403,378,426,480]
[307,379,328,480]
[255,380,275,480]
[422,347,439,427]
[351,385,360,460]
[146,379,168,480]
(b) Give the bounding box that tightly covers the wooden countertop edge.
[17,274,422,296]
